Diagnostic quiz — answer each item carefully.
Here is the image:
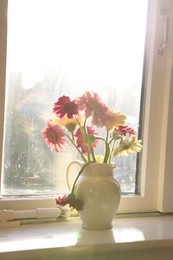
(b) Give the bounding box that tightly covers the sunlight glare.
[7,0,148,90]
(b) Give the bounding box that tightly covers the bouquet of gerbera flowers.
[42,91,142,210]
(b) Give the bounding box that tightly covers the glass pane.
[2,0,148,196]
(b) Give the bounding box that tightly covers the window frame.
[0,0,173,214]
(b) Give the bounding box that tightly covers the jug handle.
[66,161,83,191]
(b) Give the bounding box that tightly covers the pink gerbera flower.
[41,120,66,152]
[76,91,108,127]
[113,125,136,136]
[53,95,79,118]
[74,126,98,153]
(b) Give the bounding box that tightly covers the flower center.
[65,102,76,112]
[47,129,57,143]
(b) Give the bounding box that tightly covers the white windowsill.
[1,213,173,260]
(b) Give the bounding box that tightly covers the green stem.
[83,119,96,162]
[75,117,90,162]
[76,117,96,162]
[89,142,96,162]
[66,134,87,163]
[108,135,122,163]
[71,162,91,193]
[103,127,110,163]
[109,139,116,163]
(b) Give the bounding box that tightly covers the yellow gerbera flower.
[95,155,104,163]
[105,109,127,130]
[82,154,104,163]
[53,116,84,133]
[114,136,142,157]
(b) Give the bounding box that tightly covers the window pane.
[2,0,148,196]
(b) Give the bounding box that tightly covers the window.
[2,0,148,196]
[0,0,173,213]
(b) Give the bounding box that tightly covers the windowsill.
[1,213,173,260]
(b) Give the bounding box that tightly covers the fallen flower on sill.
[55,193,83,211]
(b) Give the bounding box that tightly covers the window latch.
[157,7,168,56]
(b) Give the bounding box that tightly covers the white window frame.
[0,0,173,214]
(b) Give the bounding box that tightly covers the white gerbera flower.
[113,136,142,157]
